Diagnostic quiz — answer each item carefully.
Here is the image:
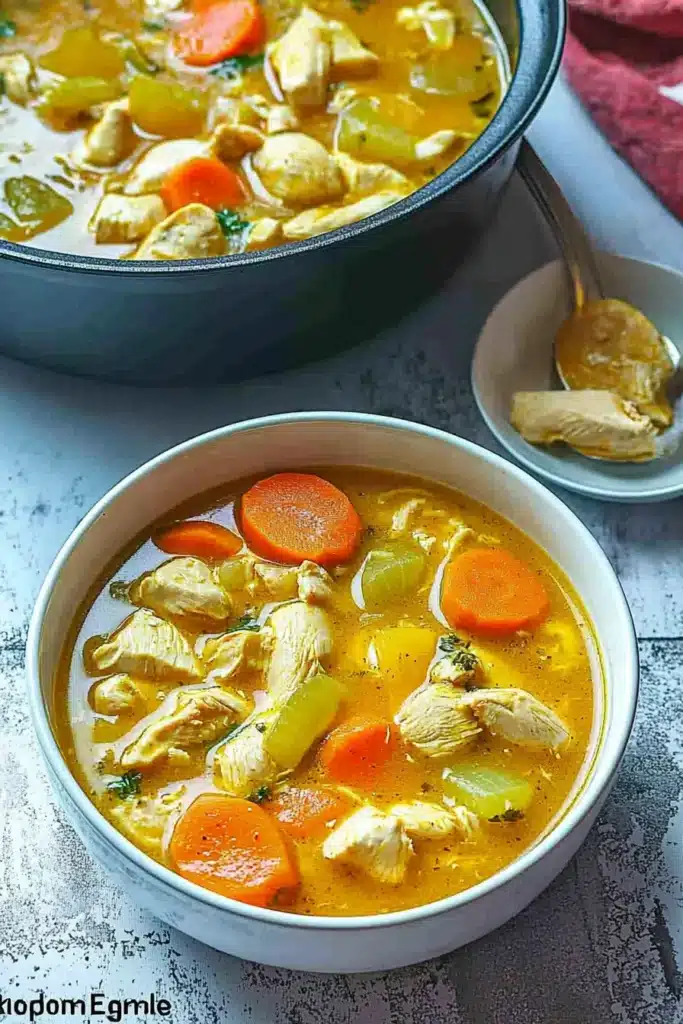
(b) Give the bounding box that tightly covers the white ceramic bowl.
[472,252,683,502]
[26,412,638,973]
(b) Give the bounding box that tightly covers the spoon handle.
[517,139,604,309]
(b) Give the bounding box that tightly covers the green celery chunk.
[335,97,418,167]
[39,77,121,119]
[264,671,344,770]
[4,176,73,235]
[361,540,426,610]
[40,26,125,79]
[216,558,247,592]
[442,764,533,820]
[128,75,207,138]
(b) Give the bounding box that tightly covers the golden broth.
[55,468,597,917]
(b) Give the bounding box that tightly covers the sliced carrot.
[441,547,550,636]
[174,0,266,67]
[154,520,242,560]
[170,793,299,906]
[267,785,353,839]
[320,717,395,787]
[240,472,363,566]
[161,157,247,212]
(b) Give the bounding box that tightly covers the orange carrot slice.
[174,0,265,67]
[320,717,395,786]
[154,520,242,560]
[267,785,353,839]
[442,547,550,636]
[240,472,362,566]
[161,157,247,212]
[170,794,299,906]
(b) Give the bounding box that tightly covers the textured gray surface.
[1,75,683,1022]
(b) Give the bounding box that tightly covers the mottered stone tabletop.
[1,77,682,1023]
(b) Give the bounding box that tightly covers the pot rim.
[26,411,638,933]
[1,0,565,276]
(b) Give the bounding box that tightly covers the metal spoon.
[517,139,682,393]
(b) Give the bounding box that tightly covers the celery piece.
[361,540,426,610]
[264,671,344,770]
[442,764,533,820]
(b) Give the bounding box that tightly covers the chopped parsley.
[0,14,16,37]
[106,770,142,799]
[141,18,166,31]
[489,808,524,823]
[248,785,271,804]
[216,208,251,243]
[225,613,260,633]
[210,53,264,80]
[109,580,131,602]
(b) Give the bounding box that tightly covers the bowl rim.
[26,411,638,932]
[0,0,565,276]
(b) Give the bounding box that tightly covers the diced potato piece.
[370,625,438,708]
[266,104,300,134]
[124,139,206,195]
[328,21,378,79]
[133,204,226,261]
[38,77,122,123]
[40,26,125,79]
[283,190,405,240]
[4,176,73,235]
[415,129,457,161]
[322,806,414,884]
[335,153,409,196]
[73,98,137,168]
[129,75,208,139]
[131,556,231,622]
[442,764,533,820]
[120,686,248,768]
[209,122,264,162]
[246,216,282,250]
[270,6,330,110]
[253,132,344,205]
[360,540,426,610]
[0,53,36,105]
[335,98,418,167]
[89,194,167,244]
[395,682,481,757]
[90,608,202,682]
[264,671,344,769]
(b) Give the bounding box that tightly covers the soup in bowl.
[27,414,637,971]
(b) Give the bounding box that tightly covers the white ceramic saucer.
[472,251,683,502]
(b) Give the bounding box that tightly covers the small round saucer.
[472,251,683,502]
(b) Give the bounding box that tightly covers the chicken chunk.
[297,560,333,604]
[124,139,206,195]
[134,204,226,261]
[443,803,480,838]
[253,132,344,205]
[510,390,658,462]
[131,557,231,623]
[90,674,150,716]
[270,7,330,110]
[246,217,283,250]
[121,686,249,769]
[283,190,406,240]
[266,104,300,134]
[461,687,570,749]
[429,636,480,686]
[89,194,166,244]
[73,98,137,168]
[390,800,458,838]
[335,153,409,197]
[0,53,36,105]
[201,628,270,684]
[395,682,481,757]
[214,719,279,797]
[91,609,203,682]
[265,601,333,703]
[209,121,264,161]
[328,21,379,78]
[415,129,457,161]
[322,806,414,884]
[109,790,184,858]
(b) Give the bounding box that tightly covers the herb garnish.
[107,770,142,799]
[349,0,375,11]
[438,633,464,653]
[489,808,524,823]
[216,208,251,243]
[0,14,16,37]
[210,53,264,79]
[142,18,166,30]
[470,91,495,118]
[225,613,260,633]
[248,785,271,804]
[109,580,131,602]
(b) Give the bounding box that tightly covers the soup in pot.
[55,468,597,916]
